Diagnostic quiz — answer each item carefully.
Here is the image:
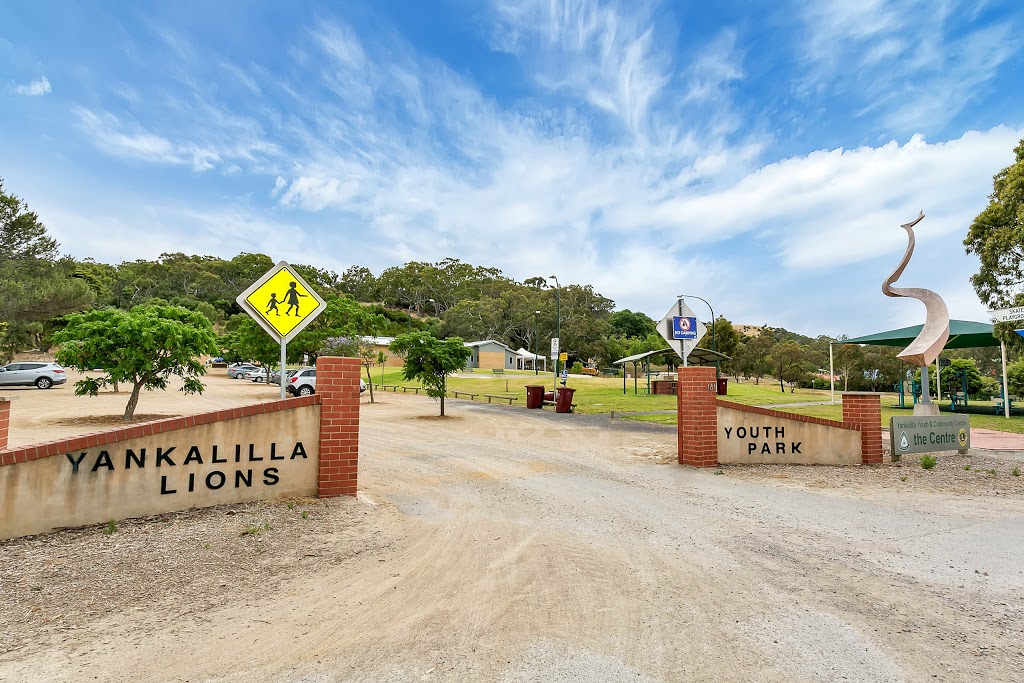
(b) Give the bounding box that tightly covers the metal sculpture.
[882,211,949,411]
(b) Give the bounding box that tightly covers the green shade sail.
[837,320,998,349]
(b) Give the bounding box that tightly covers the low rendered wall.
[717,403,861,465]
[0,398,320,540]
[676,367,883,468]
[0,355,364,540]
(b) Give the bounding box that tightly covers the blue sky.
[2,0,1022,337]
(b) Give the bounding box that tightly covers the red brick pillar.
[316,357,362,497]
[677,367,719,468]
[842,392,883,465]
[0,398,10,451]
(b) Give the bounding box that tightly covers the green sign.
[890,415,970,456]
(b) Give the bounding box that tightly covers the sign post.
[987,307,1024,419]
[658,298,706,366]
[237,261,327,399]
[550,337,560,394]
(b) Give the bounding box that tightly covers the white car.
[286,368,366,396]
[245,369,271,382]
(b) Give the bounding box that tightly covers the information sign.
[890,415,970,456]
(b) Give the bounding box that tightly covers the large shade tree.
[964,135,1024,344]
[53,304,219,420]
[0,179,94,359]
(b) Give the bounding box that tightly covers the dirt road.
[2,388,1023,682]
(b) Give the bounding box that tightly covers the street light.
[677,293,717,377]
[550,275,560,392]
[533,310,541,375]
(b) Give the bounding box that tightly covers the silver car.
[0,362,68,389]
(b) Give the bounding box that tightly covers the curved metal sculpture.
[882,211,950,367]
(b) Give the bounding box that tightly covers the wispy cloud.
[797,0,1021,132]
[9,76,51,96]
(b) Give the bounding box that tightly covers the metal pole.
[935,358,942,405]
[829,342,835,404]
[534,311,540,375]
[1001,341,1010,418]
[550,276,560,394]
[279,341,287,400]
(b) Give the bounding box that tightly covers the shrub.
[571,361,583,374]
[920,455,937,470]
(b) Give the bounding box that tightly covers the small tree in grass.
[53,304,218,420]
[389,332,472,416]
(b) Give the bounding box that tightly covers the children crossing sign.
[237,262,326,343]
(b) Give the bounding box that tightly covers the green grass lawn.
[371,369,832,414]
[370,367,1024,434]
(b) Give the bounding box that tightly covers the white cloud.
[73,106,279,172]
[41,5,1022,335]
[10,76,51,96]
[797,0,1022,131]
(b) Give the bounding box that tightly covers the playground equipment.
[948,368,969,411]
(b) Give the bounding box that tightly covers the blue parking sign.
[672,316,698,340]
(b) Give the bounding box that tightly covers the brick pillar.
[677,367,719,468]
[0,399,10,451]
[842,392,883,465]
[316,356,362,497]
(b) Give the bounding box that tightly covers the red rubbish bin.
[555,387,576,413]
[717,377,728,395]
[525,385,544,409]
[543,391,555,403]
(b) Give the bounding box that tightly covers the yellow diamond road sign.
[236,261,327,343]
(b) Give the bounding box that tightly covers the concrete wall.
[0,402,319,539]
[676,369,882,468]
[0,356,365,540]
[717,403,861,465]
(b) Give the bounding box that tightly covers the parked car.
[287,368,316,396]
[269,368,299,384]
[0,362,67,389]
[227,364,260,379]
[244,369,271,382]
[285,369,367,396]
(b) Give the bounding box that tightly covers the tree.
[220,314,280,381]
[1007,358,1024,396]
[711,316,742,375]
[0,179,94,359]
[964,136,1024,313]
[389,332,472,416]
[767,340,810,392]
[936,358,985,396]
[733,330,773,384]
[609,309,656,339]
[833,343,864,391]
[53,304,218,420]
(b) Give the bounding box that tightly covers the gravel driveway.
[2,392,1023,682]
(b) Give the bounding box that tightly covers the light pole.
[549,275,560,392]
[677,293,716,377]
[534,310,541,375]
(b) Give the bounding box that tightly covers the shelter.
[514,347,547,372]
[831,319,1014,417]
[613,347,730,395]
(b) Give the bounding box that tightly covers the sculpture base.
[913,403,940,416]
